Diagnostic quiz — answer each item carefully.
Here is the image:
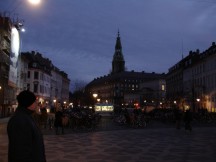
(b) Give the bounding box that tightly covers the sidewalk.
[1,116,216,162]
[0,117,9,135]
[1,126,216,162]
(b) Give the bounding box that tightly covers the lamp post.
[53,99,56,112]
[196,98,200,110]
[92,93,98,111]
[63,101,66,109]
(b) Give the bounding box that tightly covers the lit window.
[162,84,165,91]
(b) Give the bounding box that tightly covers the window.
[40,73,44,80]
[27,84,30,90]
[34,71,39,79]
[162,84,165,91]
[34,84,38,93]
[32,62,37,67]
[27,71,30,78]
[40,85,44,93]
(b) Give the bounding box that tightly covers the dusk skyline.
[1,0,216,89]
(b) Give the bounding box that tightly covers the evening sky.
[1,0,216,90]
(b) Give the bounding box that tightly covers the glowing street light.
[21,28,25,32]
[28,0,41,5]
[93,93,98,98]
[97,98,101,103]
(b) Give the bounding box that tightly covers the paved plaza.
[1,117,216,162]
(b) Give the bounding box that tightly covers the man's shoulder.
[9,111,31,124]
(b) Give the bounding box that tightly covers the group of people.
[174,108,193,131]
[6,90,194,162]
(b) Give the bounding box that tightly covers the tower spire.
[112,30,125,74]
[115,29,122,51]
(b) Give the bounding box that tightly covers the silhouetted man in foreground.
[7,90,46,162]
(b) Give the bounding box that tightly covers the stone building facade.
[0,15,70,117]
[166,42,216,112]
[85,32,166,108]
[20,51,70,111]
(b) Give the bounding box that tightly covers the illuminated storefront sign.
[95,103,114,112]
[9,27,20,87]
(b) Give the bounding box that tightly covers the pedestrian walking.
[7,90,46,162]
[184,109,193,131]
[174,108,182,129]
[54,107,64,135]
[40,103,48,129]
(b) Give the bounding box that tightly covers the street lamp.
[97,98,101,103]
[63,101,66,109]
[7,0,42,14]
[53,99,56,112]
[92,93,98,111]
[28,0,41,5]
[93,93,98,98]
[196,98,200,110]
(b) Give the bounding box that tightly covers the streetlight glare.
[93,93,98,98]
[28,0,41,5]
[21,28,26,32]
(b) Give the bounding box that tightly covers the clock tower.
[112,31,125,74]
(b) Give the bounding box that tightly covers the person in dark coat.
[174,108,182,129]
[184,109,193,131]
[40,103,48,129]
[54,108,64,135]
[7,90,46,162]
